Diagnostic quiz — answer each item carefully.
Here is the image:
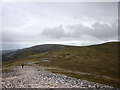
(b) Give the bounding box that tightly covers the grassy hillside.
[2,44,66,62]
[2,42,119,87]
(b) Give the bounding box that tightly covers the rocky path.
[2,62,113,88]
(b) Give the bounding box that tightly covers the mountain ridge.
[2,41,119,62]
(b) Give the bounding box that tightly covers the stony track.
[2,63,113,89]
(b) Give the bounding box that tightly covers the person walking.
[21,63,24,69]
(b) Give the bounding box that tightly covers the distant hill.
[2,50,18,54]
[2,44,66,62]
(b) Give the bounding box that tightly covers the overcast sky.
[1,2,118,50]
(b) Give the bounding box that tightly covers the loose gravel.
[2,65,113,88]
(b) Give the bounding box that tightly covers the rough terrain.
[2,62,113,88]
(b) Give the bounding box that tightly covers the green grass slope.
[3,42,119,87]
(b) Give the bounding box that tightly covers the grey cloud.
[69,22,117,40]
[91,22,117,38]
[41,22,118,40]
[41,25,66,38]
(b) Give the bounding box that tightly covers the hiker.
[21,63,24,69]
